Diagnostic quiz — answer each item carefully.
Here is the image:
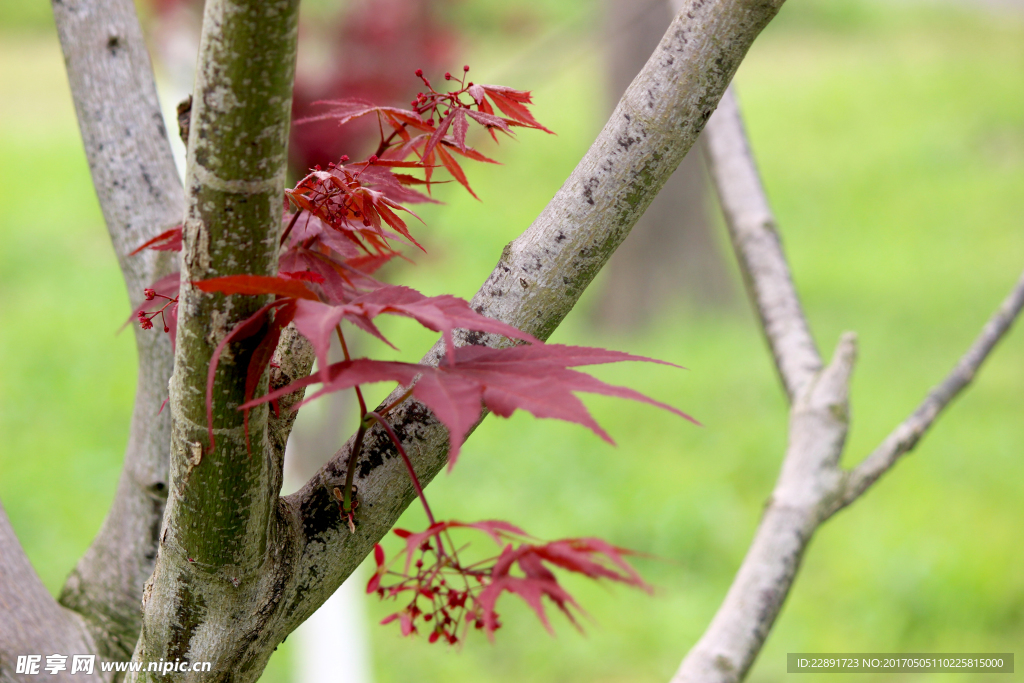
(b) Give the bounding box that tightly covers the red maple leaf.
[246,343,697,466]
[128,225,183,255]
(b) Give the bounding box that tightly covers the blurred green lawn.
[1,1,1022,682]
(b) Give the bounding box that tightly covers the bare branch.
[671,334,856,683]
[271,0,788,641]
[52,0,182,658]
[674,85,1024,683]
[0,500,104,683]
[834,268,1024,514]
[701,87,821,400]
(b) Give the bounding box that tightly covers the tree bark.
[51,0,183,662]
[130,0,304,678]
[31,0,786,677]
[1,501,101,683]
[671,86,1024,683]
[593,0,732,329]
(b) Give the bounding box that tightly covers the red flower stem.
[336,323,369,518]
[378,385,414,419]
[365,411,435,526]
[279,208,303,246]
[341,421,367,518]
[335,325,367,416]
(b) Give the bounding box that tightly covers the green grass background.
[0,1,1022,682]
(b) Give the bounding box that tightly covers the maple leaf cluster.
[368,522,651,644]
[132,69,696,642]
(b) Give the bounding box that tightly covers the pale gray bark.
[834,267,1024,514]
[49,0,183,662]
[593,0,731,329]
[1,501,105,683]
[671,88,1024,683]
[703,89,821,399]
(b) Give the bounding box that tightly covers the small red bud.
[340,155,349,162]
[415,69,423,77]
[463,65,470,72]
[368,154,378,163]
[144,288,156,300]
[314,164,321,171]
[444,72,451,80]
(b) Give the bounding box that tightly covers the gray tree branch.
[268,0,788,647]
[1,501,104,683]
[673,334,856,683]
[51,0,183,660]
[672,87,1024,683]
[702,87,821,400]
[833,268,1024,514]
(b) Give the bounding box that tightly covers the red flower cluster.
[369,521,651,643]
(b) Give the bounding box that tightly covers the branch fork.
[672,86,1024,683]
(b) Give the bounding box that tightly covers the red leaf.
[464,109,512,137]
[193,275,320,301]
[344,252,397,276]
[205,300,280,451]
[446,144,500,165]
[423,109,456,160]
[279,270,325,284]
[467,84,486,104]
[450,110,469,152]
[399,611,415,636]
[129,225,183,255]
[296,100,431,133]
[240,300,297,453]
[289,285,540,377]
[436,144,478,200]
[244,342,695,469]
[480,85,554,134]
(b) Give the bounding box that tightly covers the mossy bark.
[130,1,301,679]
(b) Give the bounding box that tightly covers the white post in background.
[283,392,374,683]
[293,569,374,683]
